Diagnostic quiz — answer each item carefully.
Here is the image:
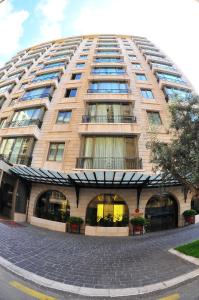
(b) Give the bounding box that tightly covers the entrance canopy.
[9,165,181,208]
[10,165,180,189]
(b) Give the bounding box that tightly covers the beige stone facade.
[0,34,195,234]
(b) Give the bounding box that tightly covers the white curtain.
[84,137,93,168]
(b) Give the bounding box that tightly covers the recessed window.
[57,111,72,123]
[47,142,64,161]
[65,88,77,97]
[82,49,89,52]
[136,73,147,81]
[79,55,88,60]
[132,63,141,69]
[71,73,81,80]
[76,63,85,68]
[141,89,154,99]
[147,111,162,125]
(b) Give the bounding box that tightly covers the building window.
[0,137,35,165]
[21,86,52,100]
[88,81,129,93]
[9,107,45,128]
[71,73,81,80]
[79,55,88,60]
[76,63,85,68]
[91,67,125,75]
[57,111,72,123]
[147,111,162,125]
[82,49,89,52]
[32,72,60,82]
[0,118,7,128]
[47,142,65,161]
[43,62,65,69]
[65,88,77,97]
[95,57,122,63]
[132,63,141,69]
[156,72,185,84]
[141,89,154,99]
[0,97,5,109]
[163,87,191,101]
[0,83,14,94]
[136,73,147,81]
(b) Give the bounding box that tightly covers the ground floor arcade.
[0,162,197,235]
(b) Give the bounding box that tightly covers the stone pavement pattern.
[0,223,199,289]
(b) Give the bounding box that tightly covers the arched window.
[86,194,129,227]
[145,193,178,231]
[35,190,70,222]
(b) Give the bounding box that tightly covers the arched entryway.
[35,190,70,222]
[86,193,129,226]
[145,193,178,231]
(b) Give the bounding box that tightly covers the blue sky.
[0,0,199,92]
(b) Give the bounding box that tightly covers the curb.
[169,248,199,266]
[0,254,199,297]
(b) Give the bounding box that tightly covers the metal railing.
[82,115,136,123]
[157,75,186,84]
[43,64,66,69]
[151,63,176,71]
[0,154,32,166]
[76,157,142,169]
[32,75,59,83]
[87,88,130,94]
[20,92,52,101]
[91,70,126,75]
[94,59,124,63]
[6,119,42,128]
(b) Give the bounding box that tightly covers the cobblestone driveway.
[0,223,199,288]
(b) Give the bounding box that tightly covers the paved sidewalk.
[0,223,199,289]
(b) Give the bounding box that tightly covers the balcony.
[87,88,131,94]
[5,119,42,129]
[82,115,136,123]
[0,154,32,166]
[76,157,142,170]
[156,75,188,90]
[91,70,126,75]
[20,92,52,101]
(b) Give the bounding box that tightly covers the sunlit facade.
[0,34,195,235]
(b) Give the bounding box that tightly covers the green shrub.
[68,216,84,225]
[183,209,197,217]
[130,217,148,226]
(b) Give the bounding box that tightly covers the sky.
[0,0,199,92]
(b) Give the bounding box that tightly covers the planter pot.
[184,215,195,225]
[132,224,144,235]
[69,223,81,233]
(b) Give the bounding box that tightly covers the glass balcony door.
[83,136,138,169]
[0,137,35,165]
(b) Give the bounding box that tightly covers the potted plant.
[130,217,148,235]
[183,209,197,225]
[68,216,84,233]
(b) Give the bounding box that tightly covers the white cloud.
[0,1,29,64]
[73,0,199,93]
[36,0,70,42]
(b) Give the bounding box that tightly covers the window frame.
[47,142,65,161]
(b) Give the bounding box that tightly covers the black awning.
[10,165,180,189]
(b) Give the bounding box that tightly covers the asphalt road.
[1,265,199,300]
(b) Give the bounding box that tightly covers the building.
[0,34,195,235]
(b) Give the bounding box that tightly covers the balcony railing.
[0,154,32,166]
[76,157,142,169]
[87,88,130,94]
[32,76,59,83]
[43,64,66,69]
[94,59,124,63]
[91,70,126,75]
[82,115,136,123]
[151,64,176,71]
[5,119,42,128]
[157,75,186,85]
[20,92,52,101]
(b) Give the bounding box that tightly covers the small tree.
[148,95,199,196]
